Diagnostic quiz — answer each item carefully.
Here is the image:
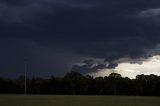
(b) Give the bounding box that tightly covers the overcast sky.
[1,0,160,78]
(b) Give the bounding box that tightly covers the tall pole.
[24,59,27,95]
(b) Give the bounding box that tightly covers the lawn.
[0,95,160,106]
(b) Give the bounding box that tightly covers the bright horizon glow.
[90,55,160,79]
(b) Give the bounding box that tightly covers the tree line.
[0,71,160,96]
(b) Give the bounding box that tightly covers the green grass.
[0,95,160,106]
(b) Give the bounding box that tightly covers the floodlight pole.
[24,59,27,96]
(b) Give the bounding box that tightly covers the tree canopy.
[0,72,160,96]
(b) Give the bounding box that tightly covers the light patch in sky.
[139,8,160,17]
[138,8,160,23]
[91,55,160,79]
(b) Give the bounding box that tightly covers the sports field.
[0,95,160,106]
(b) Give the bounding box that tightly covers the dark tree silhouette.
[0,72,160,96]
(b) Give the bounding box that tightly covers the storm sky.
[1,0,160,78]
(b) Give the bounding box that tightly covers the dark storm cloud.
[0,39,87,78]
[1,0,160,76]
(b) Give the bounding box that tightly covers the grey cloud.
[139,8,160,17]
[71,59,118,74]
[138,8,160,23]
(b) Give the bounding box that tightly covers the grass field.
[0,95,160,106]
